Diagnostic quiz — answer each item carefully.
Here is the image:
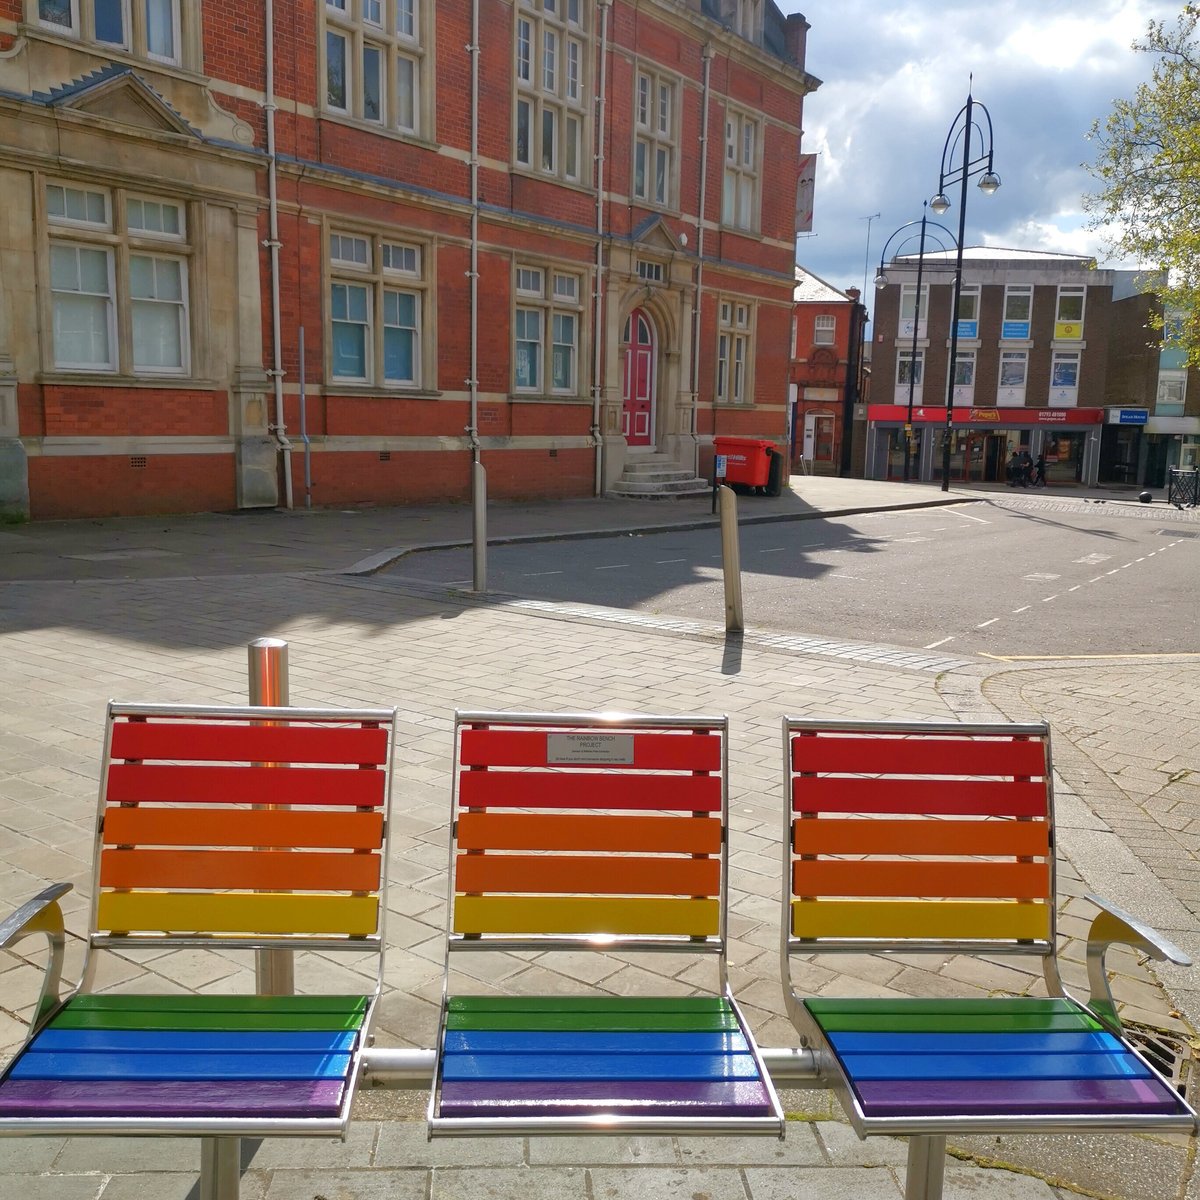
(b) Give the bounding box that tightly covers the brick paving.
[0,477,1196,1198]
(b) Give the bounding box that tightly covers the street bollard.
[247,637,295,998]
[719,485,744,633]
[472,461,487,592]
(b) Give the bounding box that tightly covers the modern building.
[866,248,1194,487]
[788,266,867,474]
[0,0,818,520]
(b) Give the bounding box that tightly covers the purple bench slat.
[856,1075,1184,1119]
[0,1078,345,1118]
[439,1078,774,1117]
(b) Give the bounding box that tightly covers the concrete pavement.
[0,475,1197,1199]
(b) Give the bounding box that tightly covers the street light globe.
[930,193,950,215]
[978,171,1001,195]
[874,269,888,288]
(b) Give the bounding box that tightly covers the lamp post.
[875,207,959,483]
[930,89,1000,492]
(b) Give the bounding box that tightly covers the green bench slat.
[447,995,739,1033]
[53,995,368,1033]
[806,998,1081,1016]
[448,997,730,1014]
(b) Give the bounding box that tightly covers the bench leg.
[200,1136,242,1200]
[905,1134,947,1200]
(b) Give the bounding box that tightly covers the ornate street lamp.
[875,206,959,483]
[930,88,1000,492]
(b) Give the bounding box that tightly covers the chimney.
[784,13,809,67]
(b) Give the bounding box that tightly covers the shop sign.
[1106,407,1148,425]
[867,404,1104,426]
[956,320,979,339]
[969,408,1002,422]
[1001,320,1030,339]
[1054,321,1084,340]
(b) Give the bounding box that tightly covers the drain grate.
[1122,1021,1194,1098]
[1159,528,1200,538]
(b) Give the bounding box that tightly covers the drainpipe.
[591,0,612,496]
[690,42,714,477]
[466,0,480,463]
[264,0,293,508]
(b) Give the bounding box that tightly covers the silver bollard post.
[472,461,487,592]
[719,485,744,633]
[247,637,294,998]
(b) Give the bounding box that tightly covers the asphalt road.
[391,495,1200,658]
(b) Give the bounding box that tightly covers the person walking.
[1018,449,1033,487]
[1006,450,1021,486]
[1032,453,1047,487]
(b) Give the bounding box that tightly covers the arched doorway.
[621,307,655,448]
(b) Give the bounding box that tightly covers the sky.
[782,0,1180,301]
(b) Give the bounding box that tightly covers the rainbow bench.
[781,717,1197,1200]
[428,710,783,1136]
[0,702,397,1200]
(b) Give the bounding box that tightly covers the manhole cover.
[1159,529,1200,538]
[1122,1021,1194,1098]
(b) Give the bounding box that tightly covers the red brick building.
[0,1,817,519]
[789,266,866,474]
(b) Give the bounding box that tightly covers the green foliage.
[1085,7,1200,363]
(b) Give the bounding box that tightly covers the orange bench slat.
[454,853,720,897]
[793,817,1049,857]
[792,777,1048,817]
[102,806,384,850]
[99,848,383,892]
[792,858,1051,901]
[457,812,722,854]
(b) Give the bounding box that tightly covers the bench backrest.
[783,718,1055,966]
[448,711,729,969]
[90,703,396,975]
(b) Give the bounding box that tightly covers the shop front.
[864,405,1104,485]
[1143,416,1200,486]
[1098,408,1148,485]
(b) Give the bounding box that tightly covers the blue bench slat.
[32,1029,358,1054]
[827,1031,1124,1055]
[11,1052,352,1081]
[441,1052,763,1082]
[443,1030,750,1055]
[839,1052,1152,1082]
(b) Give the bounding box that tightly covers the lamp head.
[930,193,950,216]
[978,171,1001,196]
[874,269,888,288]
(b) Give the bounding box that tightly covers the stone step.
[609,477,711,498]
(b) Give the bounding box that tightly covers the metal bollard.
[247,637,294,998]
[472,461,487,592]
[719,485,744,633]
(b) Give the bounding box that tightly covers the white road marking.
[1042,595,1058,603]
[976,618,1000,628]
[1106,569,1120,575]
[1089,577,1104,583]
[758,547,787,553]
[1068,585,1082,592]
[522,570,564,577]
[926,636,956,648]
[655,559,685,564]
[594,564,627,571]
[1012,605,1030,613]
[1024,572,1061,581]
[951,510,990,524]
[1074,552,1111,565]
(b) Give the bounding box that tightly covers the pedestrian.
[1032,453,1046,487]
[1006,450,1021,486]
[1018,449,1033,487]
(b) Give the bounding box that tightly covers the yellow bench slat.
[791,899,1051,942]
[453,895,719,938]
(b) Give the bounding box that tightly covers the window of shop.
[1050,350,1080,404]
[952,349,976,397]
[1054,286,1085,339]
[997,348,1027,405]
[1002,284,1032,339]
[1157,369,1186,416]
[813,314,835,346]
[899,283,928,338]
[323,0,427,134]
[515,0,588,183]
[45,182,191,376]
[897,348,923,386]
[633,69,677,208]
[513,265,583,394]
[955,285,980,337]
[327,229,428,387]
[1043,433,1085,484]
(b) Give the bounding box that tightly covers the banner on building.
[795,154,817,233]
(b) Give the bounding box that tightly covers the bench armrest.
[1085,892,1190,1031]
[1,883,72,1031]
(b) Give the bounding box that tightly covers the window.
[955,285,980,335]
[515,0,587,183]
[722,110,759,230]
[1157,370,1186,415]
[34,0,188,65]
[716,300,751,404]
[1051,350,1080,389]
[899,283,928,337]
[1000,349,1028,388]
[633,69,677,207]
[328,228,427,387]
[1002,285,1032,338]
[897,349,923,387]
[1055,286,1085,338]
[813,315,835,346]
[953,350,975,387]
[636,259,663,283]
[323,0,426,136]
[513,264,583,393]
[45,183,190,375]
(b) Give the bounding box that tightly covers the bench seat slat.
[794,817,1049,857]
[459,771,720,812]
[32,1029,359,1053]
[438,1079,774,1118]
[103,807,385,850]
[453,895,719,937]
[455,854,719,897]
[96,891,379,937]
[106,764,384,808]
[792,778,1047,817]
[110,720,388,765]
[793,860,1049,900]
[54,995,367,1032]
[837,1052,1151,1082]
[448,995,730,1014]
[827,1031,1122,1055]
[11,1051,354,1081]
[0,1079,347,1119]
[791,735,1046,776]
[792,899,1050,941]
[458,812,722,854]
[442,1052,764,1082]
[459,728,721,771]
[444,1030,750,1055]
[854,1077,1187,1118]
[446,1010,739,1032]
[100,849,383,892]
